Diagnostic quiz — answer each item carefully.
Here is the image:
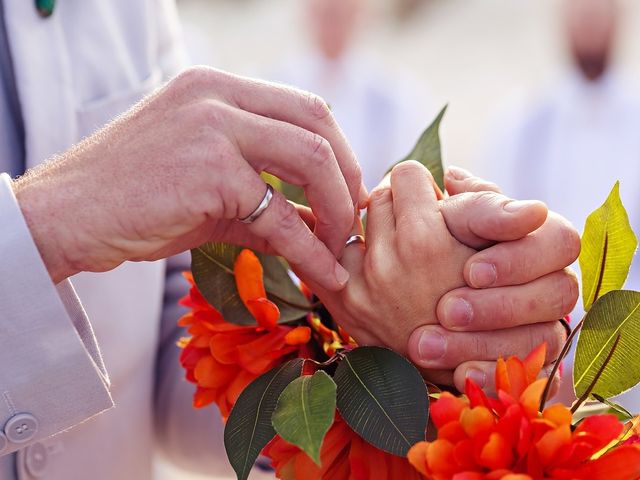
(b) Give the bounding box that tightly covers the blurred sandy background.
[156,0,640,478]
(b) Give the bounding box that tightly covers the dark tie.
[0,0,26,178]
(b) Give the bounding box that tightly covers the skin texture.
[13,66,366,291]
[13,68,579,395]
[305,163,580,393]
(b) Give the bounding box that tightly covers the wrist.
[13,167,79,283]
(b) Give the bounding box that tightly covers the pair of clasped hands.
[16,67,579,394]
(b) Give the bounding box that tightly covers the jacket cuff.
[0,173,113,456]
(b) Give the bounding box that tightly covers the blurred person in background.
[269,0,431,191]
[478,0,640,410]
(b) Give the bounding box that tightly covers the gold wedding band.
[345,234,365,248]
[239,184,274,224]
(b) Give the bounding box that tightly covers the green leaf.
[224,359,304,480]
[593,394,634,422]
[579,182,637,311]
[386,105,447,191]
[574,290,640,399]
[272,371,337,465]
[191,243,309,326]
[334,346,429,456]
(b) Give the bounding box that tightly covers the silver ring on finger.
[345,234,365,248]
[238,184,274,224]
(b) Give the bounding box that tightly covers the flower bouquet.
[178,108,640,479]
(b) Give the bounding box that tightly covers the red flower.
[264,414,423,480]
[408,343,640,480]
[178,250,311,418]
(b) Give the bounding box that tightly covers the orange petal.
[505,357,528,399]
[407,441,431,476]
[452,472,485,480]
[246,298,280,329]
[439,421,468,444]
[501,475,533,480]
[519,378,547,418]
[234,249,267,302]
[574,414,623,449]
[479,432,513,470]
[432,392,469,429]
[193,386,218,408]
[523,343,546,385]
[426,439,459,476]
[194,355,238,388]
[496,357,511,395]
[542,403,572,428]
[236,328,290,374]
[284,326,312,345]
[460,407,495,438]
[536,424,571,467]
[568,445,640,480]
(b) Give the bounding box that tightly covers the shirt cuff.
[0,173,113,456]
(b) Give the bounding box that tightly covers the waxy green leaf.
[334,347,429,456]
[224,359,304,480]
[272,371,337,465]
[387,105,447,191]
[579,182,637,311]
[574,290,640,399]
[191,243,309,326]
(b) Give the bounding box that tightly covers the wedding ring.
[239,184,274,224]
[345,234,365,248]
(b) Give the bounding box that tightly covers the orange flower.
[408,343,640,480]
[178,249,312,418]
[264,413,423,480]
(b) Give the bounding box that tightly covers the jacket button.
[0,432,7,454]
[35,0,55,18]
[25,442,47,477]
[4,413,39,444]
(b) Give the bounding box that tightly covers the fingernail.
[334,263,350,287]
[442,297,473,328]
[466,368,486,388]
[469,262,497,288]
[446,165,472,181]
[503,199,540,213]
[417,330,446,361]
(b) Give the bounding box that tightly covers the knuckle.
[188,100,228,130]
[172,66,215,92]
[301,91,332,123]
[307,133,334,167]
[391,160,427,179]
[558,269,580,316]
[368,185,392,207]
[557,217,581,263]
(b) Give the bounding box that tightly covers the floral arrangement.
[178,109,640,479]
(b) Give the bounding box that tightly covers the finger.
[464,212,580,288]
[437,269,579,331]
[390,161,440,230]
[340,216,365,275]
[365,175,395,245]
[232,110,354,257]
[440,191,548,249]
[407,321,565,369]
[217,71,366,208]
[444,166,502,195]
[453,361,561,397]
[245,185,349,291]
[417,368,454,388]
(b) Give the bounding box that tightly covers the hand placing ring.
[238,184,274,224]
[345,234,365,248]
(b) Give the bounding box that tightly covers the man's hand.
[305,162,579,394]
[13,67,365,289]
[406,166,580,392]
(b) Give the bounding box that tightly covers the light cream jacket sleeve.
[0,173,113,457]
